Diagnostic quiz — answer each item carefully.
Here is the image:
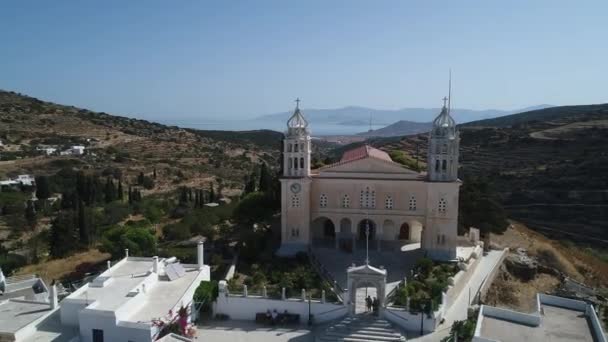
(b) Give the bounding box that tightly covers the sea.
[157,119,386,136]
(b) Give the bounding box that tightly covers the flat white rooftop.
[0,300,52,334]
[128,268,200,322]
[480,304,596,342]
[74,258,154,311]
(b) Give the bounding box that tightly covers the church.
[277,98,461,261]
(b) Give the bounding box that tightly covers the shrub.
[101,225,157,259]
[193,280,218,312]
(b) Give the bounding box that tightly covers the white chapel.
[278,98,461,261]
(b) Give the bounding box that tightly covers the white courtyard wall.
[383,307,437,333]
[214,295,347,324]
[538,293,587,311]
[586,305,608,342]
[78,308,152,342]
[444,245,483,309]
[480,305,541,326]
[478,248,509,300]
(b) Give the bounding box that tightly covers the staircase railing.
[308,246,344,302]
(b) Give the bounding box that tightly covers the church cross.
[442,96,448,108]
[295,98,301,109]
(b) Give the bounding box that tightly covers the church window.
[409,196,416,211]
[435,144,440,154]
[288,158,292,170]
[442,160,447,171]
[294,158,298,169]
[294,144,299,152]
[385,195,394,209]
[300,157,304,169]
[437,234,441,244]
[435,160,440,172]
[291,195,300,208]
[441,234,446,245]
[441,144,448,154]
[342,194,350,208]
[320,194,328,208]
[300,143,304,151]
[439,198,447,213]
[287,144,292,152]
[360,187,375,208]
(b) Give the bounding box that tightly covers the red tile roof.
[340,145,393,163]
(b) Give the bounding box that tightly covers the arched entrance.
[312,217,335,248]
[410,220,423,243]
[399,223,410,240]
[358,219,376,241]
[347,264,387,316]
[338,218,354,252]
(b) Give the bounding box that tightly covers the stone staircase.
[317,314,405,341]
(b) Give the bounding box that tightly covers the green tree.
[258,163,272,193]
[233,192,275,224]
[35,176,51,200]
[104,177,116,203]
[459,176,509,235]
[49,211,78,258]
[77,200,90,245]
[101,225,157,259]
[24,200,37,231]
[117,179,123,201]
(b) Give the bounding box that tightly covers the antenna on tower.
[448,69,452,114]
[368,114,373,133]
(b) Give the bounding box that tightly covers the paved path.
[197,320,315,342]
[408,249,506,341]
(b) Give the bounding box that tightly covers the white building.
[278,97,461,260]
[0,270,61,342]
[71,145,85,155]
[59,243,209,342]
[473,293,606,342]
[36,146,57,156]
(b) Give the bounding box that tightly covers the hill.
[256,105,553,126]
[0,90,285,191]
[357,120,432,137]
[343,103,608,247]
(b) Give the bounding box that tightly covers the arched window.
[294,158,298,169]
[300,143,304,151]
[287,144,292,152]
[320,194,328,208]
[288,158,292,170]
[385,195,394,209]
[409,195,416,211]
[441,144,448,154]
[435,160,440,172]
[300,157,304,169]
[342,194,350,208]
[360,187,375,208]
[294,144,299,152]
[442,160,447,171]
[291,195,300,208]
[438,198,447,213]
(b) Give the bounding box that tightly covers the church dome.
[286,98,309,135]
[431,98,457,139]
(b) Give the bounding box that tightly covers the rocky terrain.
[0,90,284,192]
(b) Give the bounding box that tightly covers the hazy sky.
[1,1,607,120]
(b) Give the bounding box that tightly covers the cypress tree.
[78,200,89,245]
[117,179,123,200]
[259,163,272,193]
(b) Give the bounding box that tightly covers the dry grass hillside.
[0,90,282,192]
[485,221,608,312]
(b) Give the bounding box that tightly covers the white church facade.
[278,98,461,261]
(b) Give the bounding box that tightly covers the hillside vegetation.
[355,103,608,246]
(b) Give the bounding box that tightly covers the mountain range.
[256,104,554,127]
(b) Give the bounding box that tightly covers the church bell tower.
[427,96,459,181]
[277,99,312,256]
